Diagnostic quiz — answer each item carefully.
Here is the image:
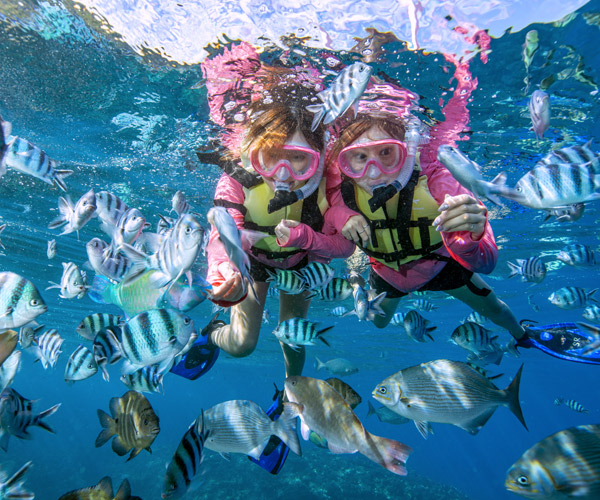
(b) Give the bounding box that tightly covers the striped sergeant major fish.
[539,140,600,173]
[0,224,5,250]
[76,312,122,341]
[0,271,47,330]
[350,285,386,322]
[583,304,600,322]
[272,318,333,351]
[318,277,353,301]
[451,322,507,366]
[462,311,487,325]
[300,262,335,292]
[437,145,507,205]
[410,299,437,312]
[18,323,44,349]
[47,238,57,259]
[403,310,436,343]
[0,121,72,191]
[554,397,589,413]
[543,203,585,223]
[499,160,600,210]
[390,312,407,327]
[46,262,87,300]
[120,309,195,374]
[306,62,373,131]
[95,191,129,228]
[330,306,348,317]
[47,190,97,237]
[86,237,132,283]
[171,190,191,217]
[528,90,550,144]
[93,327,122,381]
[557,243,597,267]
[64,345,98,384]
[0,461,34,500]
[507,256,547,283]
[103,207,147,259]
[120,365,164,394]
[0,387,61,451]
[34,328,64,369]
[505,425,600,499]
[162,411,209,499]
[266,268,305,295]
[548,286,598,310]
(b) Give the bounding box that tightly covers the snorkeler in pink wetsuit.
[321,69,526,341]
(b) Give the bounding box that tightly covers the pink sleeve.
[421,157,498,274]
[323,167,361,233]
[206,174,246,286]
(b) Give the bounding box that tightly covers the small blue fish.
[306,62,372,131]
[557,243,597,267]
[331,306,348,317]
[403,310,436,343]
[548,287,597,309]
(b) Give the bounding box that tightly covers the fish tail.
[504,364,528,430]
[3,460,32,489]
[273,403,302,456]
[47,195,73,230]
[53,169,73,192]
[114,479,132,500]
[95,409,116,447]
[35,403,61,433]
[367,401,377,418]
[305,104,325,132]
[506,261,521,278]
[314,356,325,371]
[363,432,412,476]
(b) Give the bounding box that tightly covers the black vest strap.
[213,198,247,215]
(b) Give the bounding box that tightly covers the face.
[346,126,400,195]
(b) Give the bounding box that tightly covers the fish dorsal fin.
[96,476,113,496]
[108,396,122,418]
[114,479,131,500]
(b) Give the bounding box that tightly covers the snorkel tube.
[267,131,329,214]
[368,116,426,212]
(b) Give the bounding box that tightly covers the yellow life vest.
[341,171,444,270]
[238,178,329,261]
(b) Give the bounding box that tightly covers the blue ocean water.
[1,1,600,498]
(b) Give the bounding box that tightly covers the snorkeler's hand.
[275,219,300,246]
[433,194,487,239]
[210,262,247,304]
[342,215,371,247]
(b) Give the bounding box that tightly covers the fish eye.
[378,386,387,394]
[144,418,149,425]
[185,227,192,234]
[516,186,522,192]
[30,299,39,306]
[517,476,529,486]
[183,317,191,325]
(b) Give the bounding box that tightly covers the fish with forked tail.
[95,390,160,461]
[48,190,97,236]
[58,476,141,500]
[285,375,411,475]
[0,461,34,500]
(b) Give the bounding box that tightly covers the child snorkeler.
[324,77,528,343]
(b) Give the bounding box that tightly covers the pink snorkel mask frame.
[250,144,320,181]
[337,139,408,179]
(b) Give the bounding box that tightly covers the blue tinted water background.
[1,1,600,498]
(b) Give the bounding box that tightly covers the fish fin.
[95,477,113,496]
[365,433,412,476]
[247,443,266,460]
[503,337,520,358]
[114,479,132,500]
[45,282,61,291]
[367,401,376,418]
[95,409,115,446]
[300,419,311,441]
[112,435,130,456]
[506,261,520,278]
[504,363,528,430]
[219,452,231,461]
[273,403,302,456]
[282,401,303,418]
[458,408,496,435]
[127,447,143,461]
[120,359,138,375]
[99,363,110,382]
[88,275,112,305]
[328,441,356,454]
[306,104,325,132]
[35,403,60,433]
[314,356,324,371]
[240,229,268,249]
[414,420,432,439]
[53,170,73,192]
[3,460,32,489]
[425,332,435,342]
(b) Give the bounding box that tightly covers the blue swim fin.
[170,316,222,380]
[520,321,600,365]
[248,384,290,474]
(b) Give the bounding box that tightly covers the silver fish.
[505,425,600,499]
[0,387,60,451]
[543,203,585,223]
[350,285,386,322]
[162,412,209,499]
[34,328,63,369]
[18,323,43,349]
[0,461,34,500]
[507,256,547,283]
[330,306,348,317]
[462,311,487,325]
[76,313,122,341]
[95,191,129,227]
[451,322,504,366]
[522,30,539,72]
[557,243,597,266]
[0,272,47,330]
[1,134,72,191]
[0,224,5,251]
[0,117,9,180]
[437,145,507,205]
[373,360,527,438]
[171,190,191,216]
[203,399,301,459]
[47,190,96,236]
[554,397,588,413]
[528,90,550,144]
[300,262,335,292]
[207,207,265,301]
[272,318,332,351]
[539,140,600,173]
[367,401,410,425]
[120,309,195,374]
[0,351,21,394]
[403,310,436,343]
[315,357,358,376]
[318,277,353,301]
[105,207,147,258]
[46,262,87,299]
[64,345,98,383]
[120,365,164,394]
[548,286,597,309]
[93,327,122,382]
[583,304,600,322]
[266,268,305,295]
[47,239,57,259]
[86,237,131,282]
[306,62,373,131]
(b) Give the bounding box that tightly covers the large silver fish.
[372,359,527,438]
[528,90,550,144]
[47,190,97,236]
[437,145,507,205]
[505,425,600,499]
[306,62,373,131]
[285,376,411,475]
[203,399,301,459]
[0,272,47,330]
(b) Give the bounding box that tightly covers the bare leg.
[447,274,525,339]
[279,290,312,377]
[372,297,402,329]
[209,281,269,357]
